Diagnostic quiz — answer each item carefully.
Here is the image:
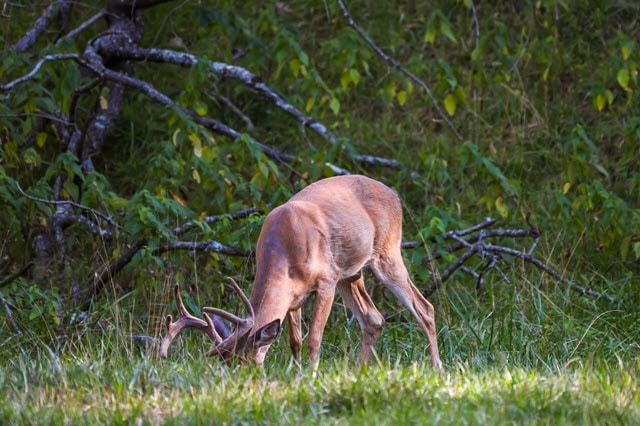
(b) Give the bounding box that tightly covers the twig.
[0,262,34,288]
[56,9,106,44]
[207,91,254,130]
[483,243,617,304]
[0,53,80,91]
[14,181,118,228]
[173,207,263,235]
[336,0,464,142]
[469,0,480,53]
[509,1,535,73]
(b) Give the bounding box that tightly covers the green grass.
[1,345,638,425]
[1,270,638,425]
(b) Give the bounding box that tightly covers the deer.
[160,174,442,370]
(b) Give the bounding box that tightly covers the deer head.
[161,175,442,370]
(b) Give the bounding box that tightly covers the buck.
[160,175,442,370]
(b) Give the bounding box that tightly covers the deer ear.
[253,319,281,347]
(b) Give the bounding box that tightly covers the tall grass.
[1,263,638,425]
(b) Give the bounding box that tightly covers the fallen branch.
[408,218,617,304]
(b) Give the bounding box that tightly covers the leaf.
[290,58,301,77]
[329,97,340,115]
[36,132,47,148]
[189,132,202,158]
[621,45,631,60]
[617,68,630,89]
[495,196,509,218]
[444,93,456,116]
[191,169,201,184]
[349,68,361,86]
[172,129,181,146]
[634,242,640,260]
[595,94,605,111]
[397,90,407,106]
[173,193,188,207]
[195,101,208,116]
[305,97,316,113]
[439,18,458,43]
[340,71,350,89]
[563,182,571,194]
[424,26,437,44]
[605,90,615,104]
[99,95,108,110]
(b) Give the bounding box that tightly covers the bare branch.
[0,53,81,91]
[56,9,107,45]
[173,208,263,235]
[482,243,617,304]
[12,2,57,53]
[336,0,464,142]
[414,218,617,304]
[14,181,119,228]
[153,241,251,258]
[110,46,401,169]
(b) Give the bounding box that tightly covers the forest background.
[0,0,638,424]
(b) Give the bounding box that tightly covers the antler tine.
[226,276,255,319]
[160,284,221,358]
[203,306,250,326]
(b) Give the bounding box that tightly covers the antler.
[160,278,255,359]
[202,277,255,358]
[160,283,223,358]
[203,277,254,325]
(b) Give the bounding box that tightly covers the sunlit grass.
[1,341,638,425]
[1,267,638,425]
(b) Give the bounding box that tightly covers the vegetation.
[0,0,638,423]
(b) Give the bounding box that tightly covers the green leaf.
[194,101,207,116]
[621,45,631,60]
[444,93,456,116]
[305,97,315,113]
[424,24,437,44]
[397,90,407,106]
[617,68,630,89]
[349,68,361,86]
[329,97,340,115]
[340,71,351,89]
[439,18,458,43]
[495,196,509,218]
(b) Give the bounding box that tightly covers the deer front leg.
[306,286,335,371]
[286,308,302,360]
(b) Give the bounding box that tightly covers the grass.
[1,345,638,425]
[1,269,638,425]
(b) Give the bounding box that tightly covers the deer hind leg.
[372,252,443,370]
[286,308,303,360]
[336,276,385,368]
